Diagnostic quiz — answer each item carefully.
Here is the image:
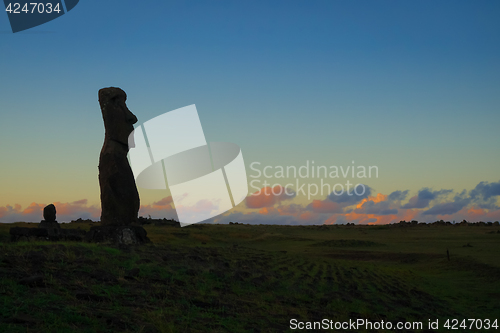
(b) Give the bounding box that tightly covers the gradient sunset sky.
[1,0,499,224]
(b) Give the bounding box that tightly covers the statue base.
[39,220,61,229]
[84,225,150,245]
[10,227,86,242]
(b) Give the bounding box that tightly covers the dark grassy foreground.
[0,222,499,332]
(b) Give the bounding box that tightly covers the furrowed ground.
[0,222,499,332]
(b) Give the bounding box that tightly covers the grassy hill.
[0,222,499,332]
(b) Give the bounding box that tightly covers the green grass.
[0,222,499,332]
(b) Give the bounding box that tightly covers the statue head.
[43,204,56,222]
[98,87,138,147]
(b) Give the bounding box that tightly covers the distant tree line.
[396,220,499,226]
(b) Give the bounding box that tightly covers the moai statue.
[39,204,60,229]
[89,87,149,245]
[98,87,140,226]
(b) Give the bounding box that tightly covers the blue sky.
[1,1,499,223]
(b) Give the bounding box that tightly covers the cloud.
[278,203,305,215]
[210,179,500,225]
[402,188,452,209]
[139,196,177,220]
[333,211,396,225]
[469,180,500,209]
[354,193,388,214]
[353,191,410,215]
[172,199,224,224]
[207,198,329,225]
[22,202,46,216]
[470,180,500,200]
[209,179,500,225]
[207,210,311,225]
[355,200,398,215]
[327,184,372,205]
[246,185,296,209]
[306,199,343,214]
[324,214,348,225]
[308,187,382,215]
[53,201,100,220]
[461,206,500,222]
[3,180,499,226]
[0,200,100,223]
[153,196,173,206]
[0,204,24,221]
[388,190,409,201]
[422,190,472,216]
[72,199,88,205]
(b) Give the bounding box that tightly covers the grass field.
[0,222,499,332]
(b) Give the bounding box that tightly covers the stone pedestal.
[84,225,150,245]
[10,227,86,242]
[38,220,61,229]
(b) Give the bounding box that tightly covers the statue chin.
[110,138,131,149]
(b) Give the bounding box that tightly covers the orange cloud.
[444,206,500,223]
[246,185,295,209]
[299,211,316,220]
[52,201,100,218]
[356,193,387,209]
[324,215,337,225]
[322,204,420,226]
[259,207,279,215]
[309,199,342,213]
[139,197,177,220]
[22,202,45,216]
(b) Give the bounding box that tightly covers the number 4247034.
[5,3,62,14]
[444,319,498,330]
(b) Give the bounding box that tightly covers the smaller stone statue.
[39,204,60,229]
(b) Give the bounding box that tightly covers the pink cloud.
[214,182,500,225]
[52,201,100,219]
[153,196,173,206]
[0,200,100,223]
[246,185,295,209]
[139,197,177,220]
[72,199,88,205]
[22,202,45,216]
[308,199,343,213]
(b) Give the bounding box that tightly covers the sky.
[1,0,499,224]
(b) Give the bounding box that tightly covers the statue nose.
[126,109,138,124]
